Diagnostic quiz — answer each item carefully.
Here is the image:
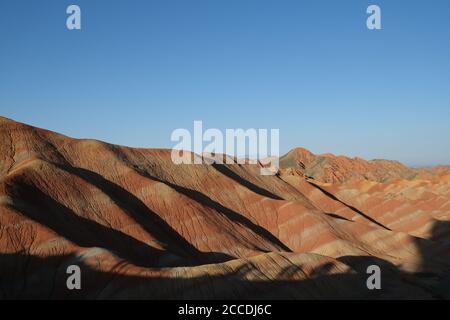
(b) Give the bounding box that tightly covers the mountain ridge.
[1,117,449,299]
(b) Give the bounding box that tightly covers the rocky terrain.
[1,116,449,299]
[280,147,450,183]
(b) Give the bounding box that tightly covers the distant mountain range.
[280,147,450,183]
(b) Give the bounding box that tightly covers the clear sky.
[1,0,449,166]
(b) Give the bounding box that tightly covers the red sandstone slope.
[1,116,449,299]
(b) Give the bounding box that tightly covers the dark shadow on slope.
[1,221,450,299]
[139,173,292,253]
[104,145,291,251]
[211,163,284,200]
[52,163,232,265]
[0,253,372,299]
[413,220,450,299]
[324,213,352,222]
[306,180,391,231]
[0,249,443,300]
[4,181,169,268]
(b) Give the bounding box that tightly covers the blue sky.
[1,0,449,166]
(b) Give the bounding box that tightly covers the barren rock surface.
[280,147,450,183]
[1,117,449,299]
